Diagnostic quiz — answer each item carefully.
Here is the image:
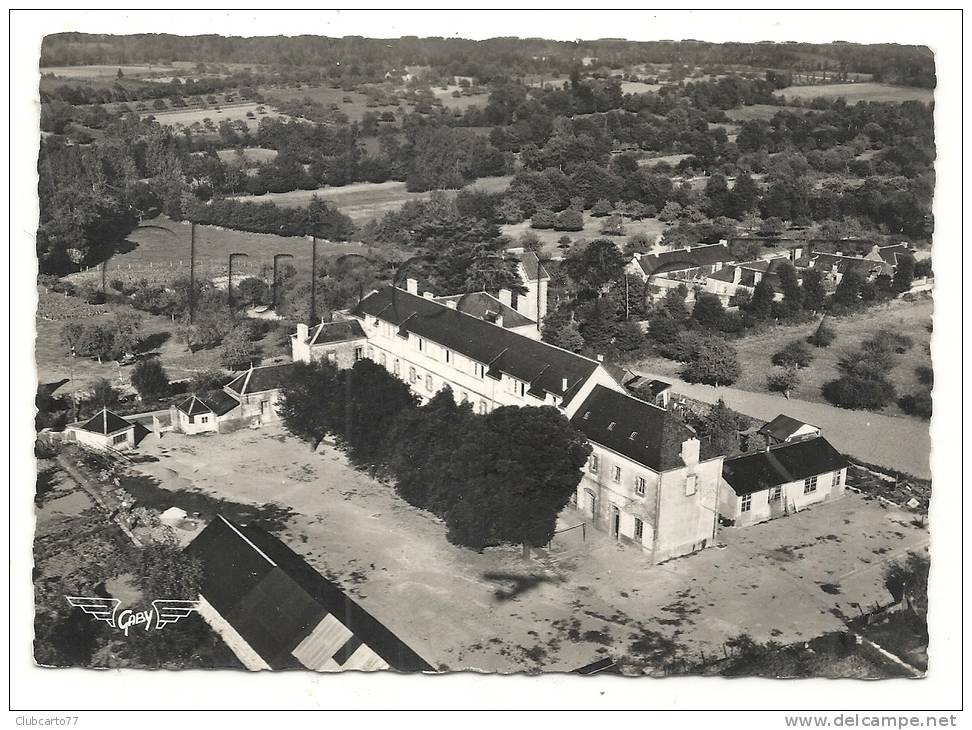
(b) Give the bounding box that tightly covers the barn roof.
[76,408,134,436]
[225,363,298,396]
[722,437,848,496]
[176,390,240,417]
[306,319,367,346]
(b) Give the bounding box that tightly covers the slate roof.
[570,385,695,472]
[875,244,913,267]
[434,292,535,329]
[352,286,601,402]
[636,243,736,277]
[722,437,848,496]
[306,319,367,346]
[757,414,818,442]
[176,390,240,417]
[186,516,434,672]
[515,250,550,281]
[810,253,889,277]
[225,363,298,396]
[76,408,134,435]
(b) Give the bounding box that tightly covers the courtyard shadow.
[482,571,564,602]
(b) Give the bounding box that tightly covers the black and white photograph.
[8,7,965,718]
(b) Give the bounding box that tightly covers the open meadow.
[775,82,934,105]
[431,85,490,111]
[260,83,408,123]
[231,176,513,225]
[143,102,288,128]
[501,214,670,259]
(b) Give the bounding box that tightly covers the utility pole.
[272,253,294,311]
[309,235,318,325]
[189,222,197,324]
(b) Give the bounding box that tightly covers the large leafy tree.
[340,359,416,467]
[131,358,169,401]
[562,238,625,296]
[277,360,345,450]
[680,336,741,386]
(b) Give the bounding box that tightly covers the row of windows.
[740,471,843,512]
[399,359,489,414]
[587,455,693,496]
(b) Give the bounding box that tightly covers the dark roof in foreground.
[758,414,817,441]
[352,286,600,402]
[306,319,367,346]
[225,363,298,396]
[570,385,695,472]
[722,437,849,496]
[186,516,434,673]
[76,408,133,435]
[434,291,535,329]
[176,390,240,417]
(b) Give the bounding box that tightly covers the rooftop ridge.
[216,515,277,567]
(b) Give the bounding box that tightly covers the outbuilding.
[66,408,137,451]
[171,391,241,435]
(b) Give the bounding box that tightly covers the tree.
[235,277,269,308]
[445,406,591,557]
[832,269,866,307]
[340,359,416,468]
[591,198,614,217]
[219,327,260,370]
[767,366,800,398]
[545,318,585,353]
[893,254,916,293]
[554,208,583,231]
[88,379,120,410]
[190,370,227,394]
[801,268,827,311]
[681,337,741,386]
[562,239,625,295]
[278,360,344,450]
[883,552,929,616]
[772,340,814,369]
[746,278,776,320]
[692,292,726,329]
[776,261,802,310]
[131,359,169,401]
[531,208,557,229]
[822,373,896,410]
[76,324,116,363]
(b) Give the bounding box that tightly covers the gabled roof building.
[66,407,136,450]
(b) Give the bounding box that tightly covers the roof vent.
[607,422,616,431]
[629,431,638,440]
[583,411,591,420]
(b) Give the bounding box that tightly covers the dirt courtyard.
[131,425,929,674]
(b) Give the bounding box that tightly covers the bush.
[807,320,836,348]
[898,391,932,419]
[131,359,170,401]
[772,340,814,369]
[530,208,557,229]
[767,366,800,395]
[864,329,913,355]
[680,337,740,386]
[590,199,614,217]
[822,374,896,410]
[554,208,583,232]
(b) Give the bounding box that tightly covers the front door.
[611,506,621,538]
[586,490,596,517]
[261,399,271,421]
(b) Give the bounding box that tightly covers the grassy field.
[144,102,287,128]
[775,83,935,105]
[640,298,933,417]
[725,104,807,121]
[215,147,278,165]
[431,85,490,111]
[260,84,405,123]
[231,176,513,225]
[66,217,372,291]
[639,153,692,168]
[40,62,197,79]
[502,214,669,259]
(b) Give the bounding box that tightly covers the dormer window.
[582,411,591,420]
[629,431,638,440]
[607,422,616,431]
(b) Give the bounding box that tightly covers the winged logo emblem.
[66,596,199,634]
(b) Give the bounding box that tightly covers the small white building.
[757,414,822,446]
[719,436,849,528]
[66,408,136,451]
[171,391,241,435]
[291,319,368,368]
[223,362,299,424]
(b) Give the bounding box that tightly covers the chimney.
[719,239,728,247]
[596,354,604,362]
[732,266,742,285]
[495,314,504,328]
[422,291,434,300]
[498,288,512,307]
[753,270,762,285]
[445,300,457,309]
[297,323,309,342]
[835,251,843,257]
[406,278,418,295]
[680,438,700,467]
[562,377,569,392]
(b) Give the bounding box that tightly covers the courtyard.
[129,424,929,674]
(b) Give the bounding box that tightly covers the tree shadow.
[137,332,171,353]
[482,571,563,602]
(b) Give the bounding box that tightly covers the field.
[725,104,806,121]
[637,298,933,420]
[620,81,661,94]
[775,83,935,105]
[40,62,197,79]
[126,424,928,675]
[66,217,372,292]
[260,84,404,123]
[639,152,692,168]
[431,85,490,111]
[143,102,288,128]
[501,214,669,259]
[215,147,278,165]
[231,176,513,225]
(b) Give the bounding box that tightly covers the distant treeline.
[42,34,935,88]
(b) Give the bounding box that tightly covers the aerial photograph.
[24,14,948,701]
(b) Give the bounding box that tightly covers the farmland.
[66,217,371,291]
[431,85,490,111]
[775,82,935,105]
[259,83,408,123]
[143,102,288,128]
[725,104,806,121]
[501,214,669,259]
[214,147,278,165]
[40,62,197,79]
[231,176,513,225]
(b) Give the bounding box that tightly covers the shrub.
[772,340,814,369]
[864,329,913,355]
[554,208,583,232]
[530,208,557,229]
[822,374,896,410]
[590,199,614,217]
[767,366,800,395]
[680,337,740,386]
[807,320,836,348]
[131,359,170,401]
[898,391,932,419]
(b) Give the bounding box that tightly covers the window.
[607,421,616,431]
[832,471,841,488]
[517,382,526,397]
[635,476,646,495]
[425,374,434,392]
[769,486,782,502]
[684,474,697,496]
[393,359,400,376]
[353,347,362,361]
[417,337,424,352]
[478,401,487,415]
[200,416,209,424]
[589,455,599,474]
[804,475,818,494]
[474,363,485,379]
[629,431,638,440]
[444,349,451,364]
[741,493,752,512]
[188,415,195,425]
[408,367,417,384]
[380,353,387,368]
[612,465,621,482]
[460,391,469,403]
[112,433,127,445]
[634,518,644,540]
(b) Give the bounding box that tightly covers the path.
[633,369,931,479]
